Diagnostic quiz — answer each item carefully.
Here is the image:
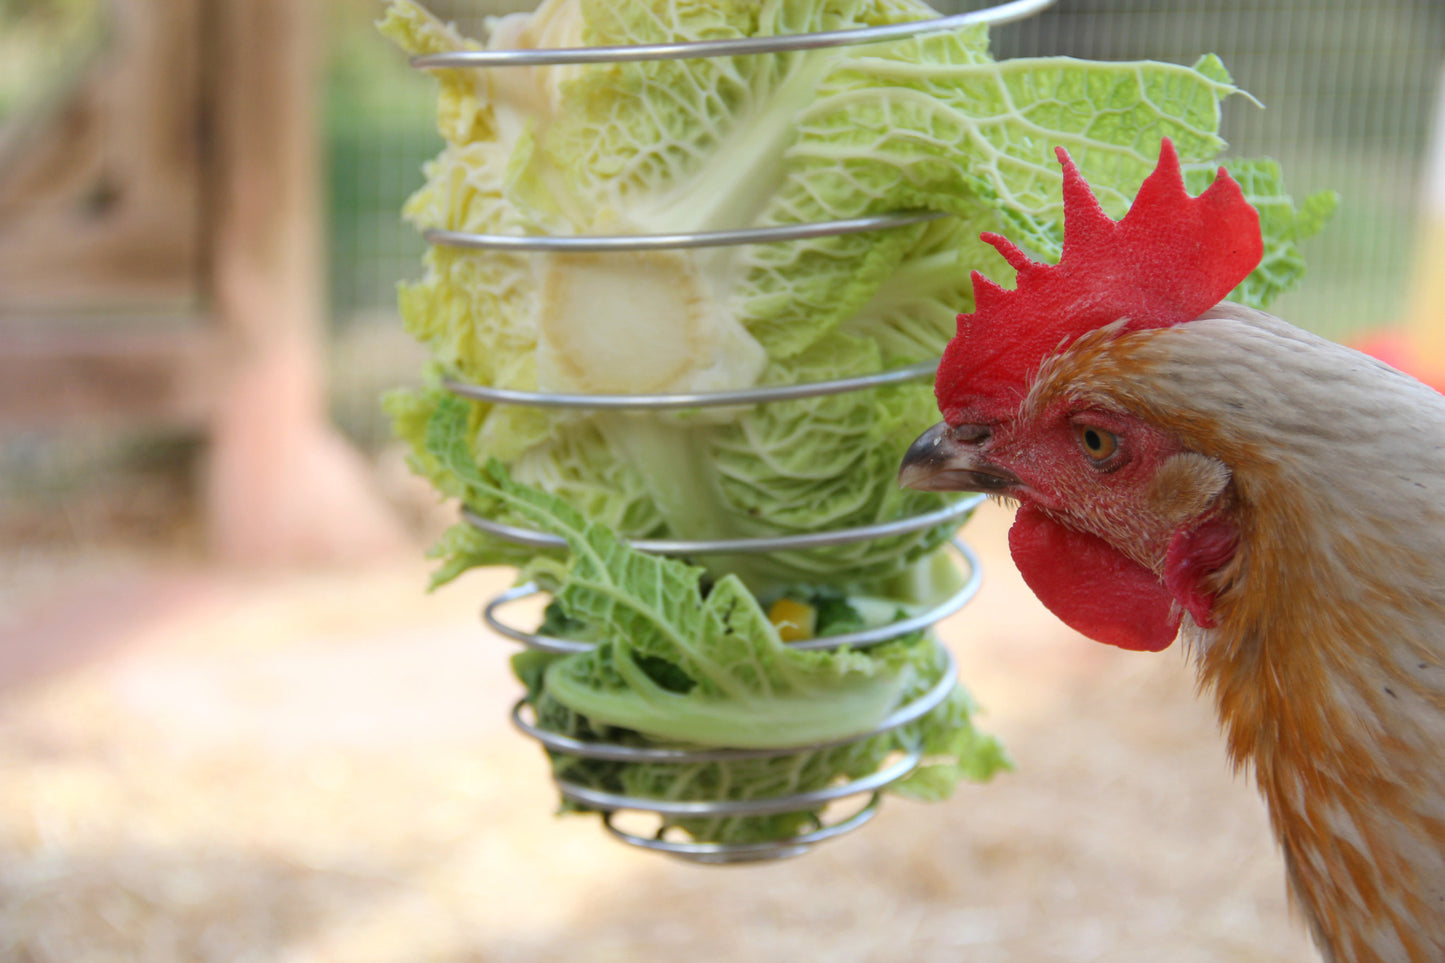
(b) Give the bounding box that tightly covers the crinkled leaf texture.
[381,0,1328,598]
[486,464,1009,844]
[486,459,914,747]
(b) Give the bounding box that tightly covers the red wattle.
[1164,518,1237,629]
[1008,506,1180,652]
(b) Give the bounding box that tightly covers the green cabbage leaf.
[478,460,1009,843]
[380,0,1332,848]
[380,0,1331,599]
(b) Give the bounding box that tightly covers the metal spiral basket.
[410,0,1052,865]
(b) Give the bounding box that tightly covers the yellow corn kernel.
[768,598,817,642]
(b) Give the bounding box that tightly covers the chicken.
[900,140,1445,962]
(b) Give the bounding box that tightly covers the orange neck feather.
[1197,470,1445,960]
[1033,310,1445,959]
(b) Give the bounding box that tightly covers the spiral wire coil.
[411,0,1051,863]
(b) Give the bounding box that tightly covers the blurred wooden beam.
[0,322,217,428]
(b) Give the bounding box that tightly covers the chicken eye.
[1076,424,1119,463]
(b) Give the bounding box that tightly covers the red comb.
[935,139,1263,423]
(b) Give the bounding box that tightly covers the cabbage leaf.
[381,0,1331,599]
[381,0,1331,848]
[479,460,1009,842]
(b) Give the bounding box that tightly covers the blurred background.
[0,0,1440,960]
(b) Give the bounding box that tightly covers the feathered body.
[901,143,1445,960]
[1041,304,1445,959]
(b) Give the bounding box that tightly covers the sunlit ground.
[0,501,1317,962]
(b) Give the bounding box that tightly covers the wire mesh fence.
[988,0,1444,342]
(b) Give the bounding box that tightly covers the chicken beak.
[898,421,1021,493]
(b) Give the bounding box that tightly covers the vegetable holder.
[408,0,1052,865]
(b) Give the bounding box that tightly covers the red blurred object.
[1351,330,1445,394]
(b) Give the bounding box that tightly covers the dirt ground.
[0,501,1320,963]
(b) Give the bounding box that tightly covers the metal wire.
[444,359,941,409]
[411,0,1055,68]
[492,541,971,864]
[414,0,1046,864]
[413,0,1055,258]
[556,748,923,818]
[486,538,980,657]
[601,797,880,863]
[465,495,980,555]
[424,211,948,254]
[509,645,960,762]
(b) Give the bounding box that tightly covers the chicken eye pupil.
[1076,424,1118,463]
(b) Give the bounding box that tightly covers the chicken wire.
[988,0,1445,345]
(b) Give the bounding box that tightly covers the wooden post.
[204,0,407,563]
